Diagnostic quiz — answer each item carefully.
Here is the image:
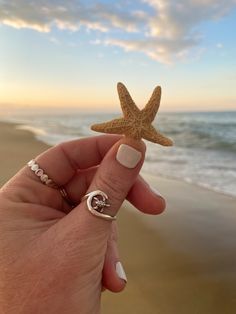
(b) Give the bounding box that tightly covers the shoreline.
[1,120,235,200]
[1,121,236,314]
[0,121,50,187]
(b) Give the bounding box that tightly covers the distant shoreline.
[1,107,236,116]
[1,118,236,200]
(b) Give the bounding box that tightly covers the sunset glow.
[1,1,236,111]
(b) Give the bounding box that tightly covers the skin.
[0,135,165,314]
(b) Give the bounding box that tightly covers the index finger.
[24,135,121,187]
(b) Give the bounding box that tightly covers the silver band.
[27,159,75,208]
[27,159,59,189]
[59,187,75,208]
[81,190,116,221]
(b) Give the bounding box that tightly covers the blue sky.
[1,0,236,111]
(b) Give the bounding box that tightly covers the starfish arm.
[141,86,161,123]
[91,118,130,135]
[142,124,173,146]
[117,82,140,119]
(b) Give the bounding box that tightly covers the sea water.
[1,110,236,198]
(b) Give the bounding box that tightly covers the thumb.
[77,137,146,233]
[52,137,145,262]
[84,137,146,223]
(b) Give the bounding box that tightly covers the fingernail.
[150,186,164,198]
[116,262,127,283]
[116,144,142,169]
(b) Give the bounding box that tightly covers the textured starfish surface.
[91,82,173,146]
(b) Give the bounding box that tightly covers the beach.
[1,121,236,314]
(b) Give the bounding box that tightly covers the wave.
[1,110,236,198]
[155,113,236,153]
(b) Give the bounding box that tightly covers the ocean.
[1,110,236,198]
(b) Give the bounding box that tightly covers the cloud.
[0,0,140,33]
[49,36,61,45]
[216,42,223,49]
[0,0,236,63]
[104,36,199,64]
[143,0,236,39]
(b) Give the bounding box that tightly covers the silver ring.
[59,187,76,208]
[27,159,75,208]
[27,159,59,189]
[81,190,116,221]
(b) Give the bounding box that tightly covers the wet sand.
[1,121,236,314]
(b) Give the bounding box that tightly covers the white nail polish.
[116,262,127,283]
[116,144,142,169]
[150,186,163,198]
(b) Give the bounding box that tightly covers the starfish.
[91,82,173,146]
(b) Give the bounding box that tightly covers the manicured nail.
[150,186,164,198]
[116,144,142,169]
[116,262,127,283]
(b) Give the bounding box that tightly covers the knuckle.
[95,172,127,205]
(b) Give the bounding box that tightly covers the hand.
[0,135,165,314]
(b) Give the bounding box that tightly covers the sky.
[1,0,236,112]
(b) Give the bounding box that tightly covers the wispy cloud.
[49,36,61,45]
[0,0,235,63]
[0,1,140,33]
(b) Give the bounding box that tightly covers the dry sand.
[0,122,50,186]
[1,121,236,314]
